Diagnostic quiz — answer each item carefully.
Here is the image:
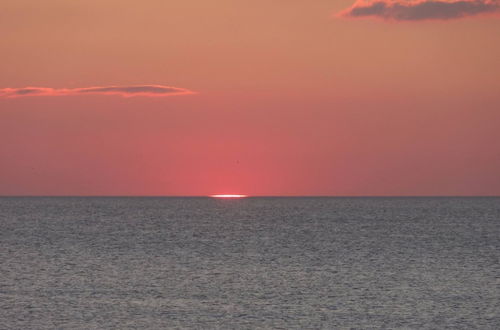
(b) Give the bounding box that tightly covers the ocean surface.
[1,197,499,329]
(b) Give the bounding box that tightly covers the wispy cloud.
[338,0,500,21]
[0,85,195,98]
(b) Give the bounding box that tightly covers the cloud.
[0,85,195,98]
[338,0,500,21]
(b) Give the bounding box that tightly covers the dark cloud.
[0,87,55,97]
[74,85,192,96]
[338,0,500,21]
[0,85,194,98]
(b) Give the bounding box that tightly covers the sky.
[1,0,499,196]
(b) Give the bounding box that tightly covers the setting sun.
[210,194,248,199]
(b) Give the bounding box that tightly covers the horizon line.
[0,195,499,198]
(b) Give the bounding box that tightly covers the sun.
[210,194,248,199]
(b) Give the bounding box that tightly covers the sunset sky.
[1,0,499,196]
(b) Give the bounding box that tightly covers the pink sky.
[1,0,499,196]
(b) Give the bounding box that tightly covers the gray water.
[0,197,499,329]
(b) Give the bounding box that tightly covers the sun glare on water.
[210,194,248,199]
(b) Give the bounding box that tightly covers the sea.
[0,197,499,329]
